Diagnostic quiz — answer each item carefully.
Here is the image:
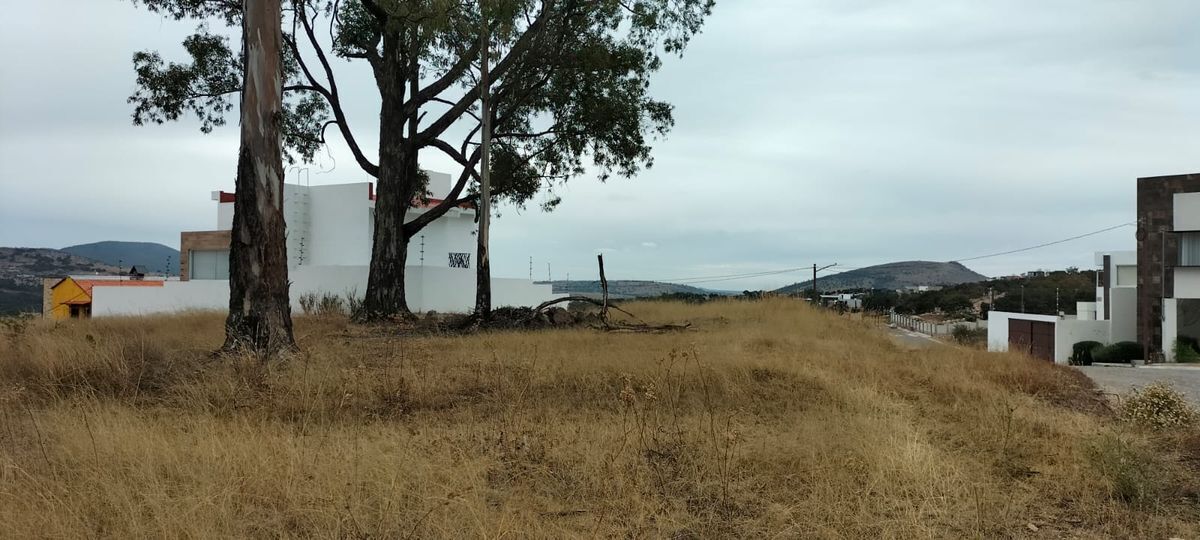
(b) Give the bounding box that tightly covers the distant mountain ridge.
[541,280,735,299]
[62,241,180,275]
[775,261,987,293]
[0,247,123,314]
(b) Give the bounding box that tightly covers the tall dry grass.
[0,299,1197,538]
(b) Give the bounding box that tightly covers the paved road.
[1077,365,1200,406]
[887,327,941,349]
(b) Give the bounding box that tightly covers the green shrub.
[950,325,986,347]
[1069,340,1103,366]
[1118,382,1198,431]
[1093,341,1143,363]
[1174,336,1200,363]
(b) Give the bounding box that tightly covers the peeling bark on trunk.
[360,67,419,321]
[222,0,295,356]
[475,10,492,316]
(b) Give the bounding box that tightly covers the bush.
[950,325,986,347]
[1118,382,1198,431]
[1069,341,1103,366]
[1174,336,1200,363]
[1093,341,1143,364]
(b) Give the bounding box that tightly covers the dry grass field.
[1,299,1198,538]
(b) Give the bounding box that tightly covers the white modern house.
[987,251,1137,363]
[89,172,556,316]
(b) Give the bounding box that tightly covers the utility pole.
[812,264,817,300]
[529,256,533,281]
[1055,287,1060,316]
[474,0,493,315]
[1021,284,1026,313]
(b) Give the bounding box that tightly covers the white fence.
[889,311,987,336]
[91,265,558,317]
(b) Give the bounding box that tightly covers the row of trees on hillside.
[129,0,715,355]
[857,269,1098,318]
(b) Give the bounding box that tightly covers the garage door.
[1009,319,1055,361]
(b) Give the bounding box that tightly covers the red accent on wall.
[368,183,375,201]
[218,191,235,203]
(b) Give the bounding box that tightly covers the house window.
[1182,232,1200,266]
[190,249,230,280]
[448,252,470,268]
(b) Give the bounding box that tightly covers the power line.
[585,222,1134,287]
[949,222,1134,263]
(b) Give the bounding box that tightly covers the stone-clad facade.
[1136,173,1200,358]
[179,230,232,282]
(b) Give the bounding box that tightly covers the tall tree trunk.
[222,0,295,356]
[475,5,492,316]
[361,75,418,321]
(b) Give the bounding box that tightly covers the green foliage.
[1174,337,1200,363]
[127,0,716,208]
[861,289,898,312]
[1093,341,1143,364]
[1069,341,1103,366]
[950,325,986,347]
[1118,382,1198,431]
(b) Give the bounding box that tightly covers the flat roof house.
[62,172,556,317]
[1137,173,1200,361]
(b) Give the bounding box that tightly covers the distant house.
[820,293,862,310]
[46,276,163,319]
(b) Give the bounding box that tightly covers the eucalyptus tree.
[224,0,295,355]
[128,0,715,320]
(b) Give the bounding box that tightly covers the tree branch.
[415,0,554,143]
[293,2,379,177]
[404,147,482,234]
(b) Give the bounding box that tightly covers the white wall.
[1163,298,1178,362]
[1077,302,1096,321]
[986,311,1059,353]
[217,202,234,231]
[425,171,454,200]
[92,280,229,316]
[1174,192,1200,231]
[1055,319,1111,364]
[92,265,558,316]
[1176,267,1200,299]
[1108,286,1138,342]
[409,210,476,267]
[307,183,373,266]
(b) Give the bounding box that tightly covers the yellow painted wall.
[48,278,91,320]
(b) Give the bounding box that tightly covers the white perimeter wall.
[91,265,558,316]
[988,311,1115,364]
[987,311,1059,353]
[1054,320,1111,364]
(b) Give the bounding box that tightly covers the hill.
[776,261,987,293]
[0,247,121,314]
[62,241,180,275]
[540,280,735,299]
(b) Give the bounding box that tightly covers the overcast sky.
[2,0,1198,290]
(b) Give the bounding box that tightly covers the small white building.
[987,250,1136,364]
[91,172,556,316]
